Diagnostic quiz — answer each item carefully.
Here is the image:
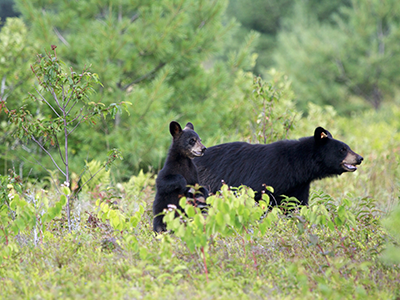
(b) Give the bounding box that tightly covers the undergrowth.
[1,171,399,300]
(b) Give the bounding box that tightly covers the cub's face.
[170,121,206,159]
[180,130,206,158]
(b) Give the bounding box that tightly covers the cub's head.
[314,127,363,175]
[170,121,206,158]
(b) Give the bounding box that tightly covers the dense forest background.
[1,0,399,182]
[1,1,400,299]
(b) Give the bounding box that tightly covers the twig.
[64,67,85,110]
[53,27,70,47]
[130,14,139,23]
[67,114,86,136]
[49,87,62,109]
[19,154,61,195]
[122,62,166,90]
[66,100,78,116]
[52,127,66,166]
[64,86,76,110]
[33,88,61,117]
[67,108,83,125]
[62,85,65,102]
[22,125,66,177]
[74,164,107,195]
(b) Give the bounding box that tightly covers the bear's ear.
[184,122,194,131]
[169,121,182,137]
[314,127,332,142]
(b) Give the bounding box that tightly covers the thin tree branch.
[67,114,86,136]
[137,67,169,121]
[334,58,366,98]
[120,14,139,35]
[67,108,83,125]
[62,101,71,233]
[122,62,166,90]
[64,86,76,110]
[66,100,78,116]
[75,164,107,195]
[53,27,70,47]
[21,125,66,177]
[63,67,86,110]
[52,127,66,166]
[33,87,61,117]
[20,154,61,195]
[49,87,62,109]
[130,14,139,23]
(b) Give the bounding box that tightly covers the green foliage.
[225,0,350,75]
[274,0,400,112]
[225,0,293,74]
[95,197,144,232]
[0,174,67,247]
[163,185,270,259]
[9,0,259,179]
[2,48,129,231]
[121,169,155,203]
[0,17,35,101]
[381,205,400,264]
[158,184,394,297]
[0,1,399,298]
[249,71,298,143]
[81,160,110,192]
[227,0,400,112]
[0,17,36,174]
[1,178,397,299]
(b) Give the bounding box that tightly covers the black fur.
[194,127,363,206]
[153,121,208,232]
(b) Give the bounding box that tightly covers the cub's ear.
[169,121,182,137]
[314,127,332,142]
[184,122,194,131]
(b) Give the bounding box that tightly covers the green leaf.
[337,205,345,219]
[185,205,195,218]
[179,197,187,208]
[334,216,344,227]
[327,220,335,231]
[172,265,187,273]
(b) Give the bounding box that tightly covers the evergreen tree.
[10,0,258,179]
[226,0,292,74]
[274,0,400,111]
[225,0,350,75]
[0,18,36,175]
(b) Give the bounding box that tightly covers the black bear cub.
[194,127,363,206]
[153,121,209,233]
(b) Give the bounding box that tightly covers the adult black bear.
[194,127,363,206]
[153,121,209,233]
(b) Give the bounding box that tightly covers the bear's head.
[314,127,363,175]
[170,121,206,158]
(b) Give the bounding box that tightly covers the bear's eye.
[340,147,347,153]
[189,138,196,146]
